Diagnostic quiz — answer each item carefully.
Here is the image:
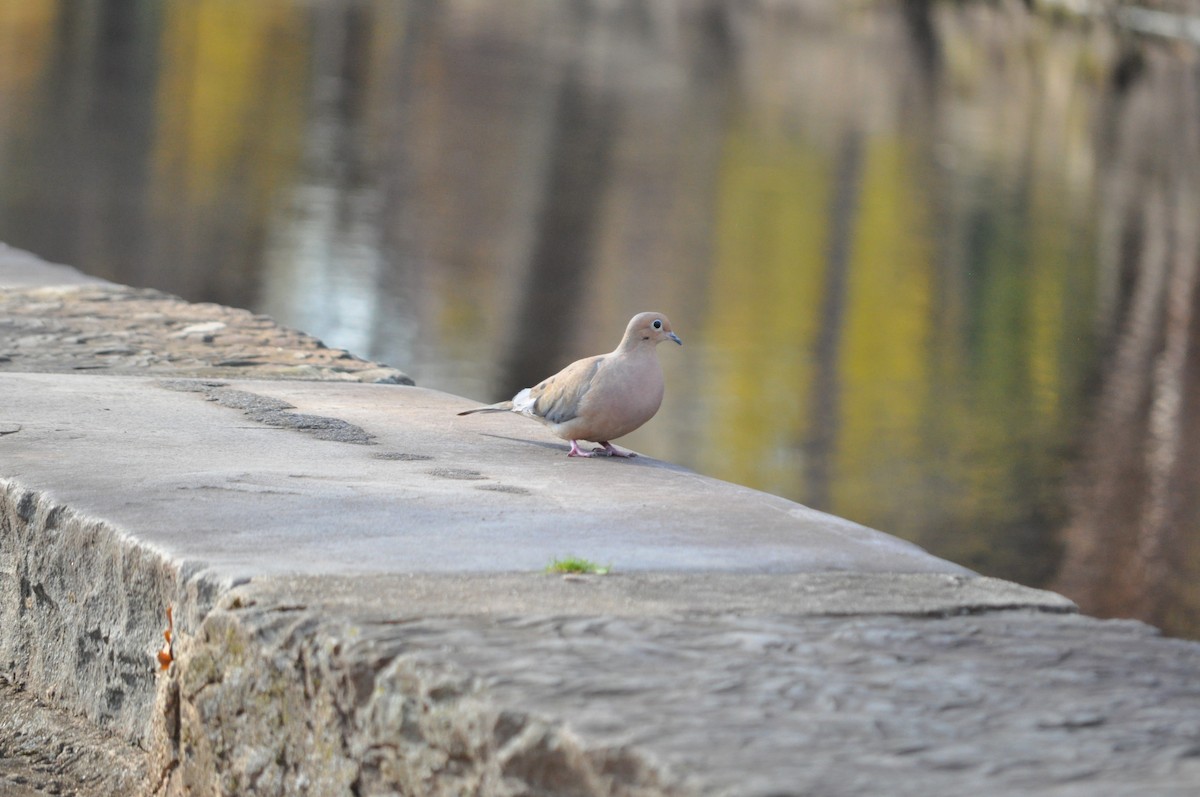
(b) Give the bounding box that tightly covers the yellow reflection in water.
[0,2,58,108]
[705,122,830,498]
[836,136,934,526]
[153,0,305,209]
[705,106,1098,584]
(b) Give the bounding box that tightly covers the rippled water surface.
[2,1,1199,636]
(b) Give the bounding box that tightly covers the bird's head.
[624,312,682,348]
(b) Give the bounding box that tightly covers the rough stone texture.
[0,676,148,797]
[0,482,225,743]
[443,610,1200,797]
[165,598,692,797]
[150,577,1200,797]
[0,282,413,385]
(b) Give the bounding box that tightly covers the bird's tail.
[457,402,513,416]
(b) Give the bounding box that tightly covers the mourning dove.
[458,312,682,457]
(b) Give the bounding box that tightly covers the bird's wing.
[515,355,605,425]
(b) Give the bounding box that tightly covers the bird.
[457,312,682,458]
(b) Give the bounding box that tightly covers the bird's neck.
[614,338,656,357]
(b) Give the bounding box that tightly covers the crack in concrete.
[159,380,376,445]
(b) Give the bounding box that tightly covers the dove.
[457,312,682,457]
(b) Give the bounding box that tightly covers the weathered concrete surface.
[0,481,226,742]
[3,246,1200,796]
[0,676,148,797]
[170,577,1199,797]
[0,372,973,581]
[0,246,412,385]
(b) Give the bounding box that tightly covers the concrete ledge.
[0,280,412,385]
[174,581,1197,796]
[4,246,1200,796]
[1,372,971,580]
[233,571,1077,619]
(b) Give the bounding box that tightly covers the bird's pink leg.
[567,440,596,458]
[596,441,637,458]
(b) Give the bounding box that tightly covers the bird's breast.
[559,354,664,442]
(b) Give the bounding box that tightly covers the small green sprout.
[545,556,611,575]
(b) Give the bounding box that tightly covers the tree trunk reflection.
[1054,48,1200,636]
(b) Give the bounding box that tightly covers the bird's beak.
[669,332,682,346]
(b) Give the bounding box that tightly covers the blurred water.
[1,0,1198,635]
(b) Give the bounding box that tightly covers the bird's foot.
[567,440,596,458]
[595,441,637,458]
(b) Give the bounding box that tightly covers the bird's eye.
[653,319,662,329]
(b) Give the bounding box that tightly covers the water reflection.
[1,1,1197,636]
